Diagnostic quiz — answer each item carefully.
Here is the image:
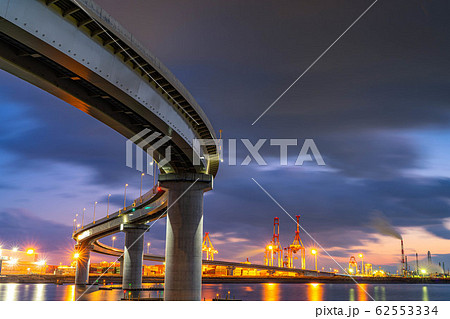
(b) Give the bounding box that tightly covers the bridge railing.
[74,186,165,237]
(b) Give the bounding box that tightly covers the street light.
[93,201,98,224]
[359,253,364,275]
[124,184,128,210]
[81,208,86,229]
[151,160,156,187]
[73,252,80,259]
[267,245,274,267]
[112,236,116,248]
[140,173,145,203]
[107,194,111,218]
[147,242,151,254]
[311,249,318,271]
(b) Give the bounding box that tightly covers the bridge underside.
[0,0,221,301]
[0,29,194,174]
[0,0,219,176]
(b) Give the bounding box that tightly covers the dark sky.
[1,0,450,272]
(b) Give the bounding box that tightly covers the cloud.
[1,0,450,268]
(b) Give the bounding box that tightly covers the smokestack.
[416,253,419,275]
[401,239,405,276]
[405,256,408,276]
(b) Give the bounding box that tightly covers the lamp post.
[359,253,364,275]
[112,236,116,248]
[93,201,97,224]
[73,213,78,232]
[140,173,145,202]
[81,208,86,229]
[312,249,318,271]
[153,160,156,187]
[124,184,128,210]
[147,242,151,254]
[266,245,274,267]
[107,194,111,218]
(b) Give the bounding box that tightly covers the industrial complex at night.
[0,0,449,313]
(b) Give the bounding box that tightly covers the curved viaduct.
[0,0,219,300]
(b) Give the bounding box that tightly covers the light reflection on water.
[262,283,280,301]
[0,283,448,301]
[422,286,429,301]
[307,283,323,301]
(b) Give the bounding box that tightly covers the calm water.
[0,283,449,301]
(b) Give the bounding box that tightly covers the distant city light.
[421,269,427,274]
[8,258,18,265]
[12,247,19,252]
[36,259,46,266]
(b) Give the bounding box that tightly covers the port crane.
[202,232,218,261]
[349,256,358,274]
[264,217,283,267]
[286,215,306,269]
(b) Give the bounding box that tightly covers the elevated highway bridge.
[0,0,220,300]
[93,240,332,277]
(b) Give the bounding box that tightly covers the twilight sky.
[1,0,450,273]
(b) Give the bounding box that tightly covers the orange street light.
[81,208,86,229]
[140,173,145,203]
[107,194,111,218]
[26,249,34,255]
[112,236,116,248]
[124,184,128,209]
[311,249,318,271]
[93,201,98,224]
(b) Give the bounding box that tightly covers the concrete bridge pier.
[75,243,93,285]
[118,256,124,276]
[121,223,148,297]
[159,173,213,301]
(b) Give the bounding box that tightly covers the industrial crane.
[349,256,358,274]
[264,217,283,267]
[202,232,218,261]
[286,215,306,269]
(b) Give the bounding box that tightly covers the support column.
[121,223,147,296]
[118,256,124,276]
[74,243,93,286]
[159,173,213,301]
